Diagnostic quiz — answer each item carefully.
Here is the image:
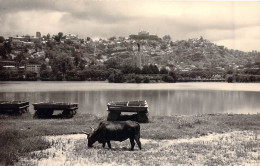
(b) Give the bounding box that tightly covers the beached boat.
[107,100,149,123]
[107,100,148,112]
[33,102,78,118]
[0,101,29,114]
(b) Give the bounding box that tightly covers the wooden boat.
[107,100,148,113]
[107,100,149,123]
[33,102,78,118]
[0,101,29,114]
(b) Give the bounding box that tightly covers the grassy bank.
[1,113,260,165]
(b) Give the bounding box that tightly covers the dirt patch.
[17,131,260,165]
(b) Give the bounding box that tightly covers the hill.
[0,34,259,82]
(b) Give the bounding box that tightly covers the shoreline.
[1,81,260,93]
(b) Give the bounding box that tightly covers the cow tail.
[136,123,141,138]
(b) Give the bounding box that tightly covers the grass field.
[1,113,260,165]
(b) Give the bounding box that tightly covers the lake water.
[0,81,260,116]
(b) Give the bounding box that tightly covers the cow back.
[101,121,140,142]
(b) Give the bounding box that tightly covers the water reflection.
[1,90,260,116]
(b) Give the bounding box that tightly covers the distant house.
[26,64,41,73]
[0,60,18,67]
[216,67,225,71]
[12,36,27,42]
[36,32,41,38]
[19,66,25,71]
[2,65,17,71]
[11,39,24,47]
[129,31,159,41]
[64,34,79,44]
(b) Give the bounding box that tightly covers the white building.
[26,64,41,73]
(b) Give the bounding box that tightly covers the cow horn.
[90,127,94,132]
[81,130,89,135]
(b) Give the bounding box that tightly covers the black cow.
[84,121,142,150]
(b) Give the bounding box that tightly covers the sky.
[0,0,259,52]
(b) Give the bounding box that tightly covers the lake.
[0,81,260,116]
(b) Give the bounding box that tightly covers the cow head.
[82,127,95,147]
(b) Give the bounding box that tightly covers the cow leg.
[134,135,142,150]
[107,141,111,149]
[130,138,135,150]
[102,142,106,148]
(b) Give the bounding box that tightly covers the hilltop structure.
[129,31,159,41]
[36,32,41,38]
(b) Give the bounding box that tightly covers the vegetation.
[0,129,50,165]
[225,62,260,83]
[1,113,260,165]
[227,74,260,83]
[0,70,38,81]
[72,130,259,165]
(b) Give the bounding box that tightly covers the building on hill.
[36,32,41,38]
[138,31,149,36]
[0,60,18,67]
[26,64,41,74]
[0,60,19,71]
[11,35,40,43]
[11,36,27,42]
[64,34,80,44]
[129,31,159,41]
[2,65,17,71]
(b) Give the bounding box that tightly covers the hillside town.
[0,31,259,82]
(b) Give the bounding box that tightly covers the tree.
[108,70,124,83]
[134,67,141,74]
[64,39,73,45]
[141,65,152,74]
[143,77,150,83]
[169,71,177,82]
[149,64,159,74]
[55,71,63,81]
[78,59,87,70]
[25,71,37,81]
[14,51,26,63]
[54,32,64,42]
[40,70,53,81]
[135,75,143,83]
[160,43,167,50]
[86,37,92,42]
[0,36,5,43]
[121,64,136,74]
[162,75,175,83]
[54,35,60,42]
[227,76,233,83]
[40,64,47,71]
[58,32,63,39]
[34,40,42,51]
[162,35,171,43]
[109,36,116,41]
[160,67,168,74]
[149,41,157,48]
[46,33,51,40]
[0,45,7,58]
[104,57,122,69]
[0,41,11,59]
[73,52,82,67]
[0,70,9,80]
[66,69,80,81]
[46,41,55,48]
